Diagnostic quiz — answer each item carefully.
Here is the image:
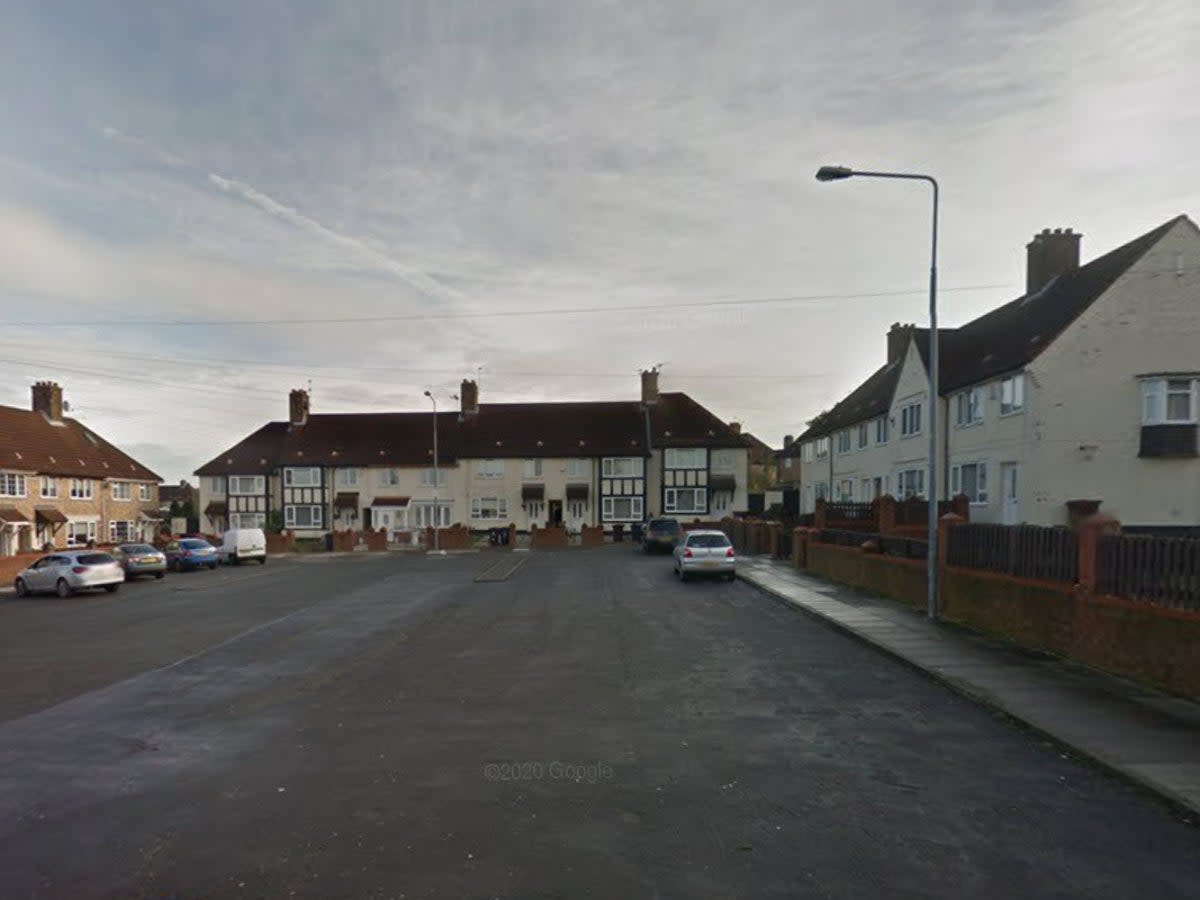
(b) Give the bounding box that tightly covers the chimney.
[460,379,479,416]
[31,381,64,422]
[729,421,742,435]
[887,322,915,365]
[783,434,795,450]
[640,368,660,405]
[288,388,310,427]
[1026,227,1081,294]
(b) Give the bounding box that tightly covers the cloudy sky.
[2,1,1198,482]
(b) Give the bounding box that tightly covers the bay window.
[664,488,706,514]
[284,505,323,528]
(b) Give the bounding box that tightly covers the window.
[566,459,588,478]
[602,496,644,521]
[1000,374,1025,415]
[857,423,869,449]
[837,430,851,453]
[836,479,854,501]
[209,477,225,493]
[951,463,988,504]
[900,401,922,437]
[139,483,153,501]
[476,459,505,479]
[338,468,360,487]
[813,481,828,501]
[897,469,926,499]
[801,442,814,462]
[70,478,94,499]
[66,520,97,547]
[230,512,266,529]
[875,416,889,444]
[41,477,57,499]
[109,520,135,542]
[602,457,644,477]
[664,448,705,469]
[284,467,321,487]
[381,469,401,486]
[471,497,509,519]
[860,478,874,501]
[526,501,544,520]
[664,488,706,514]
[419,468,447,487]
[0,473,26,498]
[412,502,451,528]
[111,481,132,501]
[230,475,265,495]
[284,505,323,528]
[1142,377,1197,425]
[814,437,830,460]
[711,450,735,473]
[955,388,983,426]
[523,459,543,478]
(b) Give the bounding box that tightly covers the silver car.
[13,551,124,598]
[673,530,736,582]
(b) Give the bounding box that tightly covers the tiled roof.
[0,405,161,482]
[797,215,1192,440]
[195,392,745,475]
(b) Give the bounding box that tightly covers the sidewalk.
[739,556,1200,818]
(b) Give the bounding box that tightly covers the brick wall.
[580,525,604,546]
[531,524,569,550]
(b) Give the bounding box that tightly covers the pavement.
[738,555,1200,818]
[1,549,1198,898]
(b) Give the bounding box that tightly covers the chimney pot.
[887,322,915,365]
[31,381,64,422]
[460,379,479,416]
[641,368,660,405]
[728,421,741,434]
[1026,227,1082,294]
[288,388,310,427]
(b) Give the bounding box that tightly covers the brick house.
[792,214,1200,530]
[195,371,750,540]
[0,382,162,555]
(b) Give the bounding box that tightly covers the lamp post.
[815,165,941,620]
[423,390,441,554]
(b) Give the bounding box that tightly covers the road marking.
[474,555,529,583]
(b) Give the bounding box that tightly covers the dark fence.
[878,534,929,560]
[777,527,793,560]
[817,528,877,548]
[945,523,1077,584]
[1098,533,1200,611]
[825,501,875,522]
[797,513,815,528]
[894,497,959,526]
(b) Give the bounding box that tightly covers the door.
[548,500,563,526]
[1000,464,1019,525]
[27,556,57,591]
[377,509,394,542]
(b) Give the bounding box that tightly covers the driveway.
[0,549,1197,898]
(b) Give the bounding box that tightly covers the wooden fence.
[945,523,1078,584]
[1098,533,1200,611]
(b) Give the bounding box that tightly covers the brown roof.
[196,392,745,476]
[371,496,411,507]
[0,506,29,524]
[158,482,195,504]
[0,405,160,482]
[35,507,68,525]
[334,492,359,509]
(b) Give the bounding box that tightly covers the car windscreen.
[77,553,116,565]
[686,534,731,548]
[122,544,157,554]
[180,540,210,550]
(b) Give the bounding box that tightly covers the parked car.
[643,518,682,554]
[220,528,267,565]
[13,551,124,597]
[164,538,219,571]
[112,543,167,580]
[673,530,736,582]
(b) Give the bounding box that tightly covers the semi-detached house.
[0,382,162,555]
[194,371,751,539]
[789,214,1200,531]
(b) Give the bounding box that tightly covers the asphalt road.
[0,548,1197,899]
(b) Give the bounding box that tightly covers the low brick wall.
[531,524,569,550]
[580,525,604,547]
[1,552,43,586]
[806,543,928,610]
[266,531,296,554]
[364,529,389,552]
[426,526,472,551]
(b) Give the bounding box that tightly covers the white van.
[220,528,267,565]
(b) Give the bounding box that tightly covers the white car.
[220,528,267,565]
[14,551,124,598]
[673,530,736,582]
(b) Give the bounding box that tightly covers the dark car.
[164,538,219,572]
[643,518,682,553]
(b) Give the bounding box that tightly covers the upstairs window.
[814,437,830,460]
[602,457,644,478]
[955,388,983,426]
[900,401,922,437]
[523,459,543,478]
[801,442,815,462]
[1000,374,1025,415]
[664,448,705,469]
[0,473,26,498]
[229,476,265,495]
[1142,377,1197,425]
[420,468,447,487]
[857,423,869,449]
[70,478,94,500]
[566,459,588,478]
[338,468,360,487]
[284,467,321,487]
[41,476,57,499]
[476,459,505,479]
[111,481,131,501]
[139,484,153,501]
[837,431,851,453]
[874,417,889,444]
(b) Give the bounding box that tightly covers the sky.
[2,1,1198,483]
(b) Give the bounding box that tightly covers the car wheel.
[14,578,28,598]
[55,578,71,598]
[232,554,241,566]
[725,572,736,582]
[679,570,689,583]
[104,584,119,593]
[155,571,165,579]
[258,557,266,565]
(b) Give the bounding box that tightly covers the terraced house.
[786,214,1200,531]
[0,382,162,556]
[195,371,751,540]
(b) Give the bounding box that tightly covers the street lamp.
[423,390,442,555]
[815,164,941,620]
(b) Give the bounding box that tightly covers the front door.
[377,509,394,541]
[548,500,563,526]
[1000,464,1019,525]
